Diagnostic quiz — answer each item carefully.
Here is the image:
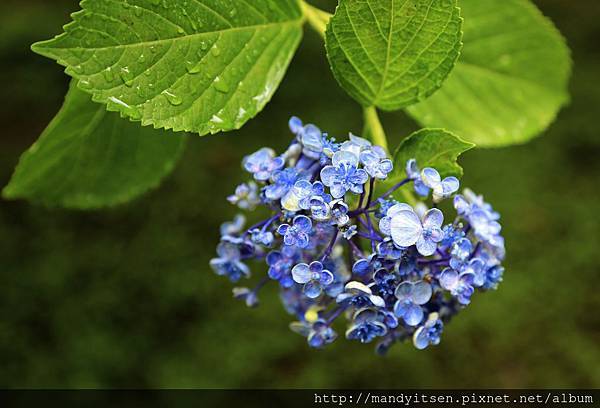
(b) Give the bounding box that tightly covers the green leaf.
[406,0,572,147]
[3,82,186,209]
[385,128,474,189]
[31,0,303,135]
[325,0,463,110]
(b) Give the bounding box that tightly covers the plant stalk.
[362,106,388,152]
[301,1,332,39]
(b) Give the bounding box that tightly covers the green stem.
[301,1,332,39]
[362,106,388,153]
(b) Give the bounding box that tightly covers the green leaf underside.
[384,128,474,190]
[407,0,572,147]
[3,82,186,209]
[32,0,303,135]
[325,0,462,111]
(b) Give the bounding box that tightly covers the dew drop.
[162,90,183,106]
[211,45,221,56]
[120,67,134,87]
[79,79,92,89]
[102,67,115,82]
[213,76,229,93]
[108,96,141,120]
[185,60,202,74]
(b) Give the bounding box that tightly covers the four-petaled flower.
[393,280,432,326]
[227,182,260,210]
[277,215,313,248]
[265,168,308,210]
[320,151,368,198]
[439,267,475,305]
[266,246,299,287]
[360,147,393,179]
[290,319,338,348]
[243,147,284,181]
[421,167,460,202]
[292,261,335,298]
[210,238,250,283]
[336,281,385,308]
[449,237,473,270]
[345,308,389,343]
[381,203,444,256]
[413,313,443,350]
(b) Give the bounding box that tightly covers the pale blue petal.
[421,167,441,188]
[404,304,424,326]
[439,269,459,290]
[320,166,338,187]
[390,210,422,247]
[394,281,413,301]
[441,176,460,196]
[292,263,311,284]
[294,215,312,231]
[422,208,444,229]
[332,150,359,167]
[411,281,433,305]
[416,235,437,256]
[303,281,322,298]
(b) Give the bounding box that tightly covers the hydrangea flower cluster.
[211,118,505,353]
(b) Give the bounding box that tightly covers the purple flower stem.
[418,257,450,266]
[347,239,364,258]
[356,232,383,242]
[326,305,347,325]
[320,229,339,261]
[245,213,281,235]
[253,276,270,293]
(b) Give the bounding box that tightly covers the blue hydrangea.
[393,280,432,326]
[210,238,250,282]
[421,167,460,202]
[360,147,393,179]
[290,319,338,348]
[346,308,389,343]
[212,117,506,354]
[336,281,385,308]
[277,215,312,248]
[266,246,299,287]
[227,182,260,210]
[320,151,369,198]
[413,313,443,350]
[291,261,335,298]
[243,147,284,181]
[440,267,475,305]
[380,204,444,256]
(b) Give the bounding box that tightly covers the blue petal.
[403,304,424,326]
[332,150,359,167]
[293,215,312,232]
[320,166,339,187]
[390,209,422,247]
[422,208,444,229]
[421,167,441,188]
[441,176,460,196]
[394,281,413,301]
[292,263,311,283]
[288,116,303,134]
[439,268,459,290]
[320,270,334,285]
[303,281,322,298]
[411,281,433,305]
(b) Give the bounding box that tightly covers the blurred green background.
[0,0,598,388]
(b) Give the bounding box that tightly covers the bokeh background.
[1,0,598,388]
